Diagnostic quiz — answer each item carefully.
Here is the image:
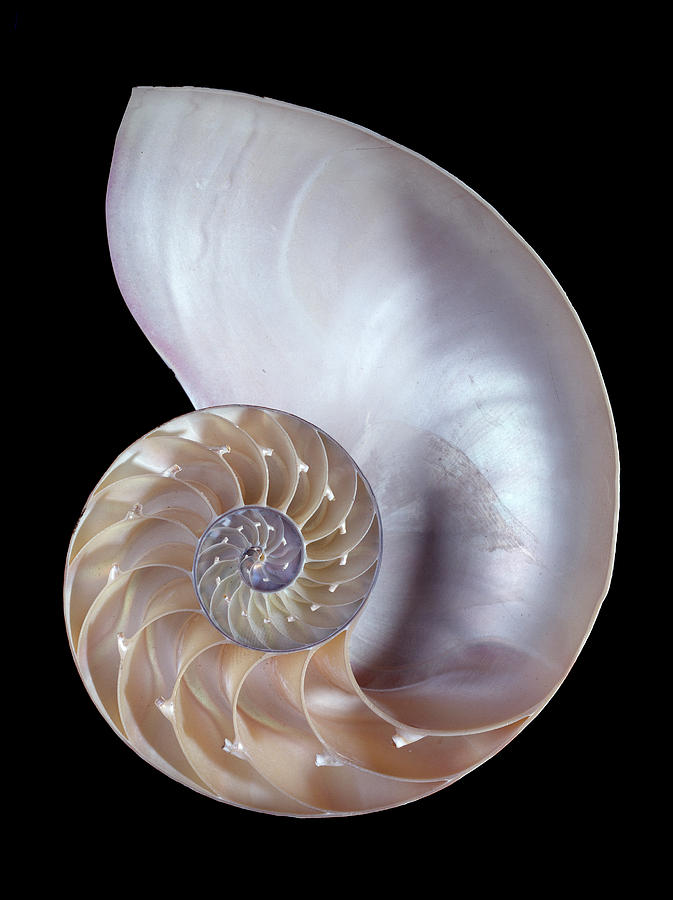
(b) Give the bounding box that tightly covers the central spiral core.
[195,506,305,598]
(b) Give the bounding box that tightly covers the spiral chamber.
[63,404,540,815]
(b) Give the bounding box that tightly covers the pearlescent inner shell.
[64,87,619,817]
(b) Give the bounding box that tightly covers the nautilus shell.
[64,86,618,817]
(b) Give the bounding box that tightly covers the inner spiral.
[195,506,305,598]
[179,407,382,653]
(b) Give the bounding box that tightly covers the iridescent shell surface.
[63,87,619,817]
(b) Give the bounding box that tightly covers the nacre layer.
[64,87,619,816]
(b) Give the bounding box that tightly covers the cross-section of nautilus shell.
[64,86,618,817]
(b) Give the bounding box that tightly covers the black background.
[12,7,635,883]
